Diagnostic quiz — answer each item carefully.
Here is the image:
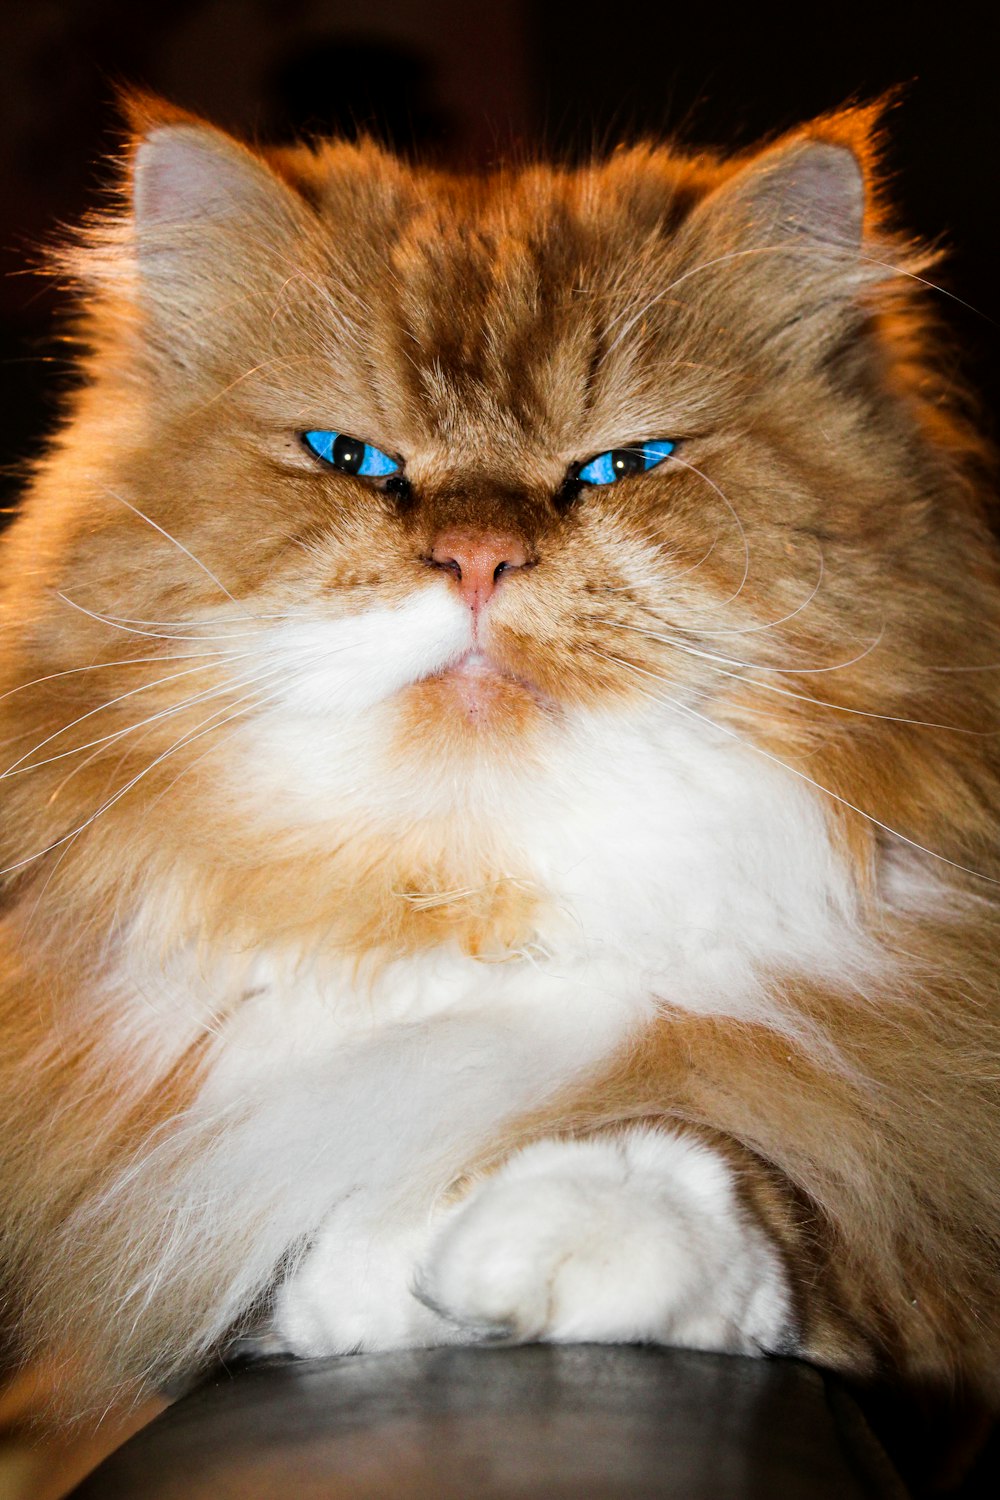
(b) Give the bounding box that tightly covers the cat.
[1,94,999,1437]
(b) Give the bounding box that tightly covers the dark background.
[1,0,997,506]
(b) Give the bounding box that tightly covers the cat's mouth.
[443,650,514,683]
[441,647,540,693]
[418,649,554,724]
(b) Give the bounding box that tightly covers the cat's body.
[2,99,1000,1427]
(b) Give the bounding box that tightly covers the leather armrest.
[70,1344,909,1499]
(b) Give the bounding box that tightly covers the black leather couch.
[69,1344,946,1498]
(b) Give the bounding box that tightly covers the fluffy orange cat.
[1,97,998,1435]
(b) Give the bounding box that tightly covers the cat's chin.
[394,650,552,747]
[435,651,545,717]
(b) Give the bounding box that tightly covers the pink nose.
[428,532,530,612]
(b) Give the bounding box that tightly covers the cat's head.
[2,100,996,948]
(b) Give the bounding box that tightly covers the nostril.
[428,532,532,610]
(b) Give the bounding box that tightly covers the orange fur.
[1,97,999,1442]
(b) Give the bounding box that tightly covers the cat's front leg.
[415,1127,794,1354]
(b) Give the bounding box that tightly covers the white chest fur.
[94,637,867,1368]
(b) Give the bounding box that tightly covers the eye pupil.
[332,435,364,474]
[611,449,643,477]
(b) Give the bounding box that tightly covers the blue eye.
[576,439,675,486]
[303,430,400,479]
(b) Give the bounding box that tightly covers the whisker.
[587,645,819,729]
[601,244,805,358]
[139,641,367,817]
[192,351,315,414]
[588,647,1000,888]
[596,631,991,735]
[0,650,243,705]
[600,616,885,677]
[664,536,719,582]
[236,236,370,355]
[602,536,721,595]
[1,653,255,780]
[99,488,238,604]
[141,705,273,814]
[56,594,271,642]
[0,669,297,878]
[660,453,750,606]
[927,661,1000,674]
[855,252,997,328]
[681,545,826,638]
[49,656,301,809]
[697,661,992,736]
[85,609,296,629]
[601,241,992,370]
[27,636,350,805]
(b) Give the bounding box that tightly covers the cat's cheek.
[415,1130,795,1354]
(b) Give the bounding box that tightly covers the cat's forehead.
[279,144,717,454]
[291,140,709,246]
[327,149,706,327]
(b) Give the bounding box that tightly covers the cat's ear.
[131,117,301,244]
[680,113,894,352]
[698,133,867,256]
[121,100,313,365]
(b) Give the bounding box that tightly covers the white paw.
[416,1129,793,1354]
[272,1208,456,1356]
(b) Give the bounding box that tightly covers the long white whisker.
[697,661,990,735]
[599,617,886,677]
[235,236,369,353]
[141,677,314,813]
[661,453,750,605]
[927,661,1000,674]
[192,351,315,414]
[664,535,719,582]
[45,656,302,805]
[608,539,722,594]
[602,244,805,357]
[100,488,238,603]
[593,639,995,738]
[854,252,997,327]
[587,646,827,729]
[0,650,242,705]
[602,242,991,367]
[103,628,369,860]
[1,653,254,779]
[20,637,349,806]
[680,546,825,637]
[56,594,270,642]
[0,670,296,878]
[589,647,1000,887]
[87,609,295,629]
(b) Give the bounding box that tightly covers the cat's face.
[6,104,989,945]
[71,120,889,757]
